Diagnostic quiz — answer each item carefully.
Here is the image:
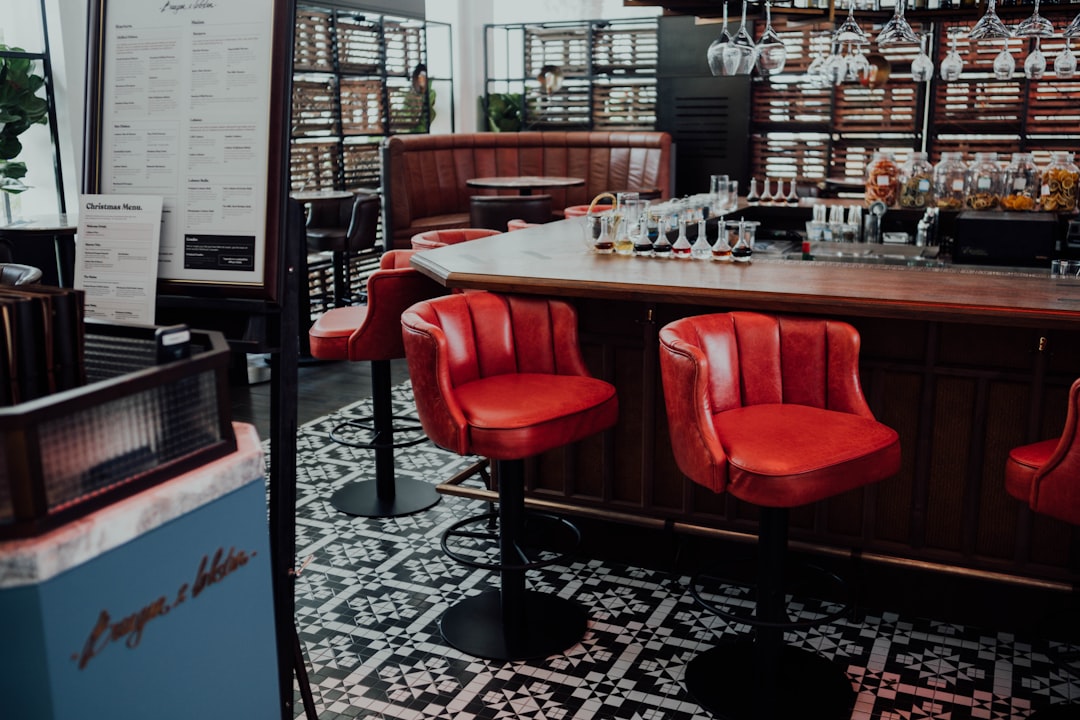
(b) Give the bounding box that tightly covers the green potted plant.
[485,92,522,132]
[0,45,49,220]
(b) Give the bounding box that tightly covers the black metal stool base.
[439,589,588,662]
[330,477,440,518]
[685,639,855,720]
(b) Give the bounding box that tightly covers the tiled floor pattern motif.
[290,383,1080,719]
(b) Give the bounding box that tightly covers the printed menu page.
[98,0,273,286]
[75,194,165,324]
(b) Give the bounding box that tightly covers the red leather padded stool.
[659,311,901,720]
[309,250,447,517]
[410,228,501,251]
[1006,377,1080,720]
[402,292,618,661]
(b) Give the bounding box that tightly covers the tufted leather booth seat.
[382,131,672,249]
[402,292,618,660]
[410,228,501,251]
[659,311,901,720]
[308,249,448,517]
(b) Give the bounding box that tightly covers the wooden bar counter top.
[412,219,1080,589]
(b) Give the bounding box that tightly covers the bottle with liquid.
[633,212,654,256]
[652,215,673,258]
[731,219,753,262]
[712,221,734,261]
[746,178,761,206]
[691,219,712,259]
[672,218,692,258]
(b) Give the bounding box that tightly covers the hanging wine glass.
[731,1,759,75]
[940,31,965,82]
[755,0,789,76]
[877,0,920,46]
[1065,10,1080,39]
[993,37,1016,80]
[1014,0,1054,39]
[1055,38,1078,79]
[969,0,1012,41]
[806,35,828,86]
[1024,37,1047,79]
[707,1,737,76]
[824,41,849,85]
[911,33,935,82]
[834,0,870,46]
[847,45,872,83]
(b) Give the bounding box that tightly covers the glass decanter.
[632,212,653,257]
[672,218,693,258]
[731,219,753,262]
[692,219,712,260]
[746,177,760,205]
[713,221,734,261]
[652,215,674,258]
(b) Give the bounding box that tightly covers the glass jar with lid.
[933,152,967,210]
[964,152,1002,210]
[899,151,934,208]
[864,151,900,207]
[1001,152,1040,211]
[1041,151,1080,212]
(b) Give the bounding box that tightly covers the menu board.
[84,0,289,300]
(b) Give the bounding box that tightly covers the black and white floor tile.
[289,383,1080,720]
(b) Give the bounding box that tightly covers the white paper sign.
[75,194,164,324]
[97,0,273,286]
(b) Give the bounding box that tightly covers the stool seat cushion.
[714,404,901,508]
[455,373,618,459]
[309,305,368,361]
[1006,437,1080,525]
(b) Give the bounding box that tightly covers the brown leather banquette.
[380,131,673,249]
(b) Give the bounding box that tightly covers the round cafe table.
[466,176,585,196]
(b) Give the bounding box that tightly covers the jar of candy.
[964,152,1002,210]
[864,151,900,207]
[1001,152,1040,211]
[933,152,967,210]
[898,151,934,208]
[1041,151,1080,212]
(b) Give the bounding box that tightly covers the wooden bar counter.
[412,220,1080,588]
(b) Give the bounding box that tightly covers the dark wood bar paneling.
[414,221,1080,585]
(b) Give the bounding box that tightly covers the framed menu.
[82,0,293,301]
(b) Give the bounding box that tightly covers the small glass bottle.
[933,152,967,210]
[712,221,733,261]
[746,178,760,205]
[691,219,712,259]
[633,213,654,257]
[899,151,934,209]
[1041,151,1080,212]
[864,151,900,207]
[1001,152,1040,211]
[731,220,753,262]
[964,152,1002,210]
[672,218,692,258]
[652,215,674,258]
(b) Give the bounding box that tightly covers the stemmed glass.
[806,36,828,86]
[731,0,759,75]
[940,31,965,82]
[1055,38,1078,79]
[911,33,935,82]
[1066,10,1080,39]
[756,0,789,76]
[1024,37,1047,79]
[847,46,872,83]
[706,1,737,76]
[834,0,869,46]
[824,41,849,86]
[969,0,1012,41]
[877,0,920,46]
[1014,0,1054,39]
[993,38,1016,80]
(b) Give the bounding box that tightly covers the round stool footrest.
[440,511,581,572]
[690,562,849,631]
[329,415,428,450]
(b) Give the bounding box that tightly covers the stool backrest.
[410,228,501,250]
[344,194,381,253]
[1020,377,1080,523]
[0,263,42,286]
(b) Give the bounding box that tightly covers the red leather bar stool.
[410,228,500,251]
[1005,377,1080,720]
[401,292,618,661]
[308,249,447,517]
[659,311,901,720]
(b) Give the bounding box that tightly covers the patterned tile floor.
[290,384,1080,720]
